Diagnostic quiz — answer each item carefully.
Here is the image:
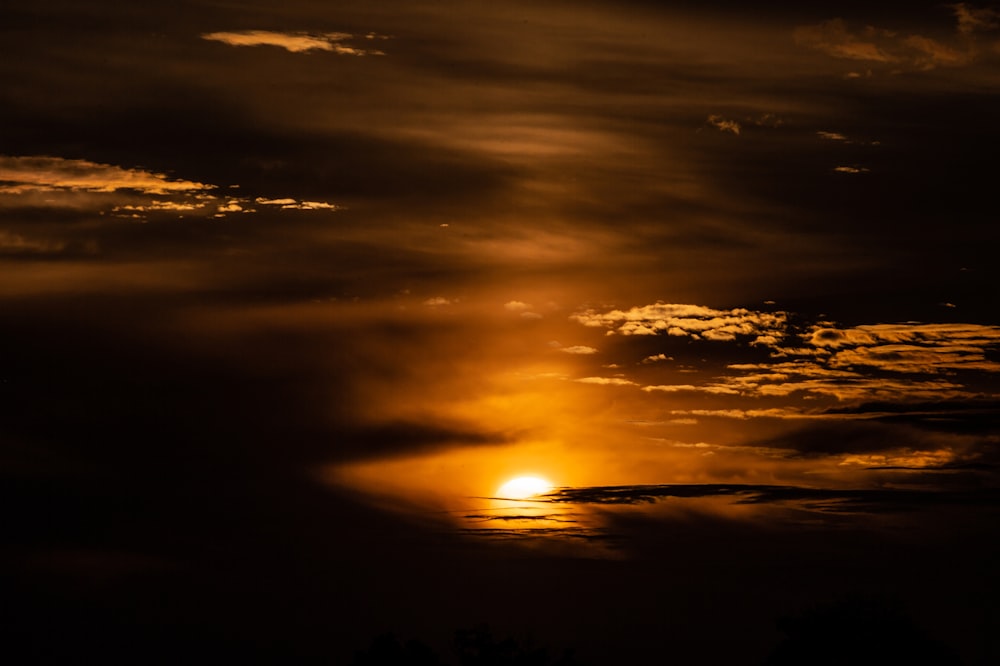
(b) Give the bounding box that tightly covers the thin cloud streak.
[201,30,385,55]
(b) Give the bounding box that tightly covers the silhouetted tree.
[351,625,585,666]
[762,598,962,666]
[351,632,445,666]
[454,625,582,666]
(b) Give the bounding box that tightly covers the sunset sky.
[3,1,999,664]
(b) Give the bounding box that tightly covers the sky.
[2,1,999,664]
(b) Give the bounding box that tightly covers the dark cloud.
[541,482,1000,514]
[756,420,960,457]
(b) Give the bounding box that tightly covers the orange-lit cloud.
[575,377,636,386]
[560,345,599,355]
[706,114,741,135]
[201,30,385,55]
[794,10,990,70]
[570,303,1000,406]
[0,156,212,195]
[794,20,897,63]
[571,302,788,342]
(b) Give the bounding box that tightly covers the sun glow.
[496,476,554,500]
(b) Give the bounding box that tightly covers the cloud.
[0,156,213,195]
[903,34,970,67]
[795,13,983,70]
[950,3,1000,34]
[817,131,848,141]
[573,303,1000,404]
[501,302,543,319]
[504,301,532,312]
[254,197,340,210]
[0,230,66,254]
[538,482,1000,515]
[575,377,637,386]
[715,375,968,402]
[833,165,870,173]
[828,344,1000,374]
[667,408,814,420]
[201,30,384,55]
[807,322,1000,374]
[570,302,788,341]
[335,420,515,461]
[560,345,599,355]
[642,384,701,393]
[794,20,897,63]
[706,114,741,135]
[423,296,453,306]
[642,353,673,364]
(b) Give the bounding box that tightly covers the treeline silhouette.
[353,599,964,666]
[762,598,963,666]
[351,624,585,666]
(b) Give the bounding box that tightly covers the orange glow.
[496,476,554,499]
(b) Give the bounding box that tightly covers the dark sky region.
[3,1,1000,664]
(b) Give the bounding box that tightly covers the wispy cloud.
[201,30,385,55]
[538,482,1000,514]
[0,155,342,224]
[254,197,340,210]
[575,377,636,386]
[706,114,741,135]
[794,8,989,71]
[950,3,1000,34]
[0,230,67,254]
[0,156,212,195]
[560,345,599,355]
[817,131,848,141]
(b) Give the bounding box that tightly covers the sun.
[496,475,554,500]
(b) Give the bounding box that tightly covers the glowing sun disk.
[497,476,553,499]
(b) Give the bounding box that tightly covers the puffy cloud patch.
[570,302,788,341]
[504,300,532,312]
[572,302,1000,405]
[642,353,673,364]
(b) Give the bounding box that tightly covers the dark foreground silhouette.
[352,625,584,666]
[762,599,962,666]
[353,600,964,666]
